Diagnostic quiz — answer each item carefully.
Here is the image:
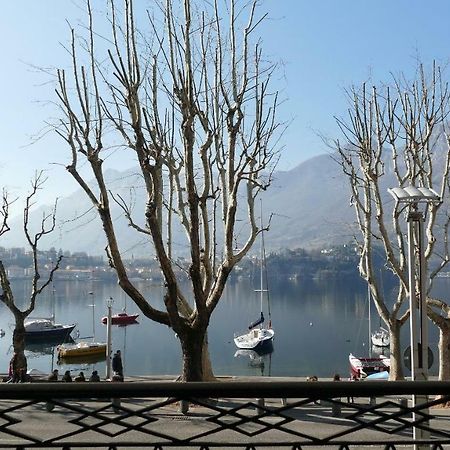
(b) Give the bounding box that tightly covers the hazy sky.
[1,0,450,211]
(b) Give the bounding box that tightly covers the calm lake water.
[1,276,446,379]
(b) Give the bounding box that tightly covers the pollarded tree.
[334,63,450,380]
[0,173,62,377]
[55,0,281,381]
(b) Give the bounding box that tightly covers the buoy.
[309,322,313,326]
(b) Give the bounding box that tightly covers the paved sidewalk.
[0,375,447,449]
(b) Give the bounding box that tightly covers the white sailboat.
[370,275,390,348]
[371,326,390,347]
[349,285,390,379]
[234,211,274,351]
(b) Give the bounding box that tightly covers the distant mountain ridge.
[5,154,357,256]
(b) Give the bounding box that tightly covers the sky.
[1,0,450,214]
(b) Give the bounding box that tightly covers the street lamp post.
[388,186,440,449]
[106,297,114,380]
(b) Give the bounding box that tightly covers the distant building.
[6,266,26,279]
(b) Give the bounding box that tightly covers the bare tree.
[55,0,281,381]
[334,63,450,380]
[0,173,62,378]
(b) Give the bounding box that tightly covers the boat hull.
[57,352,106,365]
[234,327,274,351]
[25,324,76,342]
[57,342,106,359]
[101,313,139,325]
[349,353,390,379]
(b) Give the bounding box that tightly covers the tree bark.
[12,315,27,376]
[389,320,403,380]
[180,329,206,382]
[438,325,450,380]
[55,0,281,382]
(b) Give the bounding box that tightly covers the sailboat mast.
[260,215,264,316]
[368,284,372,357]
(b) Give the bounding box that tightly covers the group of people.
[47,369,101,382]
[45,349,124,382]
[306,373,358,404]
[8,349,124,383]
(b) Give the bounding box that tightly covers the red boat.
[349,353,390,380]
[101,312,139,325]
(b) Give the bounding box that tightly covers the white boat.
[234,208,274,351]
[370,272,390,348]
[371,326,390,347]
[349,285,390,380]
[234,326,274,351]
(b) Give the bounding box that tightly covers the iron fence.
[0,380,448,449]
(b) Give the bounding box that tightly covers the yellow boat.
[57,352,106,365]
[57,341,107,359]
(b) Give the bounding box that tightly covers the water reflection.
[25,336,75,357]
[234,347,273,376]
[2,277,445,378]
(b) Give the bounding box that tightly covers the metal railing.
[0,380,449,449]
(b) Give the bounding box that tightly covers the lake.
[1,276,445,379]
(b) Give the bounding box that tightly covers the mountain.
[4,154,356,256]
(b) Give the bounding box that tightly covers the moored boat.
[25,319,76,341]
[57,341,107,359]
[234,206,274,351]
[349,353,390,379]
[57,352,106,365]
[234,325,274,351]
[101,312,139,325]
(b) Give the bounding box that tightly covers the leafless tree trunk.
[55,0,281,381]
[0,173,62,378]
[334,63,450,380]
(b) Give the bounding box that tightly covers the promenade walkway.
[0,376,448,449]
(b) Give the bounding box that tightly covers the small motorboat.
[101,312,139,325]
[57,341,107,359]
[25,319,76,341]
[349,353,390,380]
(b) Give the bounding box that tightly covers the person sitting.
[62,370,72,382]
[89,370,100,382]
[112,371,124,382]
[307,375,319,403]
[47,369,59,381]
[74,371,86,382]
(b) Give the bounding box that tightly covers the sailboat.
[24,285,76,342]
[370,272,390,348]
[371,327,390,347]
[57,295,106,361]
[349,285,390,379]
[234,211,274,351]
